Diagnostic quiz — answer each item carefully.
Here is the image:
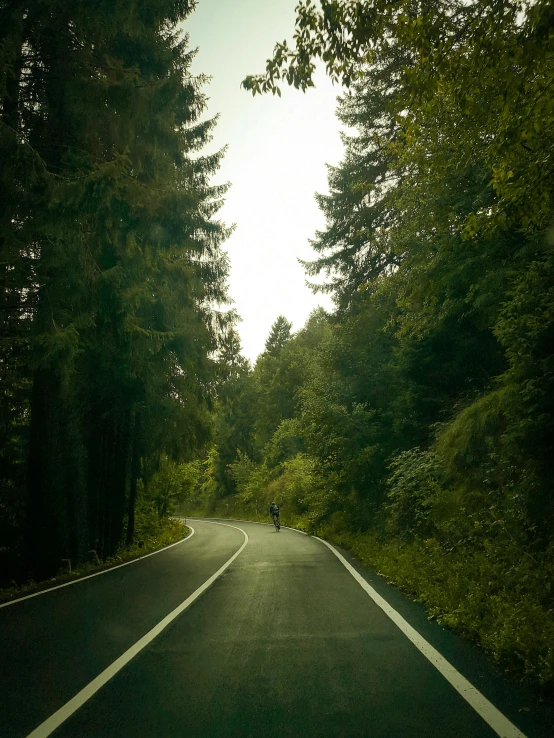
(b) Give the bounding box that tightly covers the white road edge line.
[1,527,196,610]
[183,516,308,535]
[26,522,249,738]
[315,536,527,738]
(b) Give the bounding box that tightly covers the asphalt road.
[1,519,552,738]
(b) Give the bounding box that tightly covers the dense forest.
[0,0,235,583]
[179,0,554,691]
[1,0,553,695]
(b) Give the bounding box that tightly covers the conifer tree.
[264,315,293,356]
[1,0,232,578]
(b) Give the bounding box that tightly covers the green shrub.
[384,448,444,539]
[331,529,554,688]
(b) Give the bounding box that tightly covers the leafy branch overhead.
[243,0,554,233]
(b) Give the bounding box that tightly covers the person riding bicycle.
[269,501,280,526]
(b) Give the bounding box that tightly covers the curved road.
[0,519,552,737]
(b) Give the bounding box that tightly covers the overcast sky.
[182,0,345,362]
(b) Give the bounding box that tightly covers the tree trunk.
[26,369,63,579]
[126,411,140,546]
[1,3,24,130]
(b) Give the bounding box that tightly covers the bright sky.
[182,0,345,363]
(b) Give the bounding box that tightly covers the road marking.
[316,537,527,738]
[1,527,196,610]
[187,516,273,527]
[284,527,308,535]
[184,516,309,534]
[26,522,248,738]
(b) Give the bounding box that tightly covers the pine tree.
[264,315,293,356]
[1,0,232,579]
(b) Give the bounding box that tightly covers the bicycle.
[273,514,281,532]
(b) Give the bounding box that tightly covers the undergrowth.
[323,528,554,692]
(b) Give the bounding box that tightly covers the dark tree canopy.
[0,0,232,581]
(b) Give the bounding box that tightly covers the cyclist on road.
[269,501,280,528]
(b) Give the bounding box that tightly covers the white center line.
[26,522,249,738]
[316,536,527,738]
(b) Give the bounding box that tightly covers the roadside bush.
[384,448,444,539]
[330,529,554,688]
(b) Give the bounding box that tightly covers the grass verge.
[322,528,554,696]
[0,517,190,606]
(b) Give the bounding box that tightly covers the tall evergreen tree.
[264,315,293,356]
[1,0,232,579]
